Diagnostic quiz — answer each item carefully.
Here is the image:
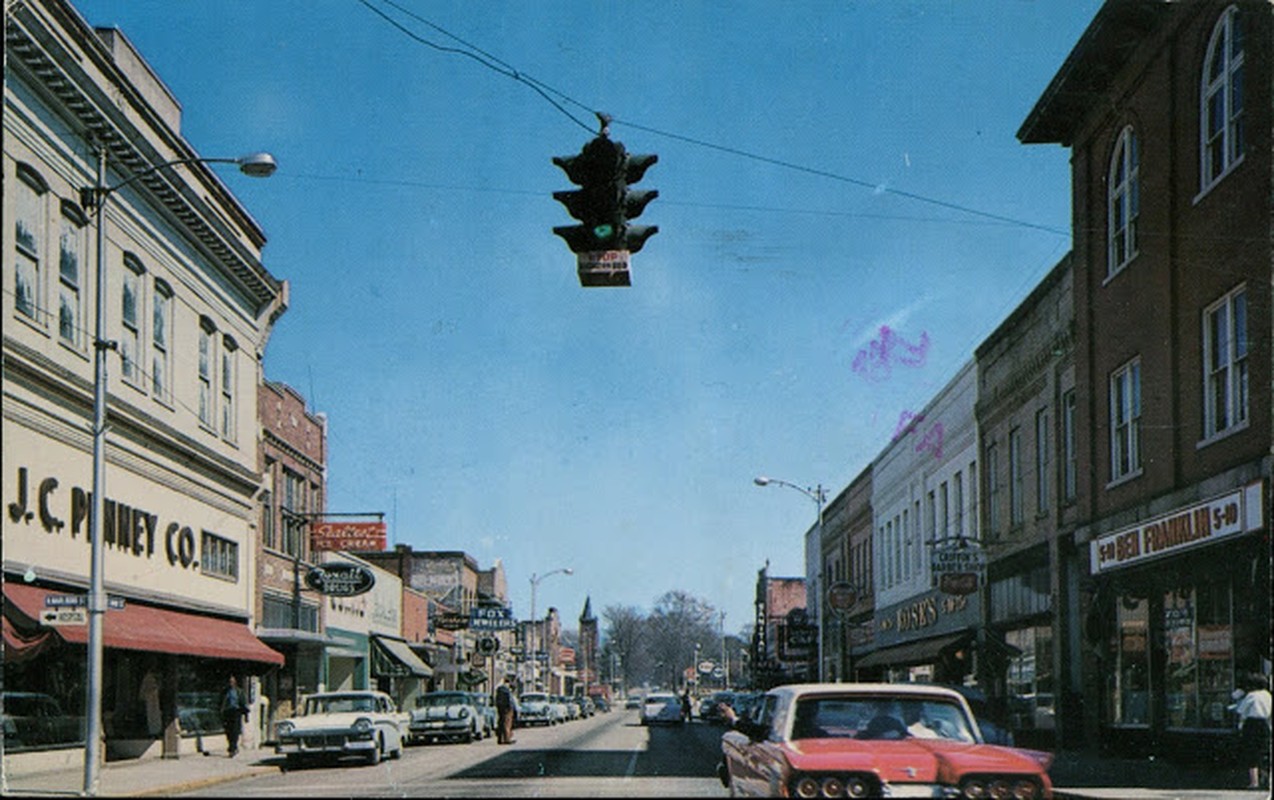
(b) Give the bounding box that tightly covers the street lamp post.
[78,150,276,795]
[754,475,827,682]
[528,568,572,690]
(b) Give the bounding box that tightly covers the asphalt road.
[180,710,730,797]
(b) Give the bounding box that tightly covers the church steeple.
[579,595,595,623]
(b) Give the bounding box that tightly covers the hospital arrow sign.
[41,607,87,626]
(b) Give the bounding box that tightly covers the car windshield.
[521,693,548,703]
[417,693,467,708]
[790,696,976,743]
[305,694,376,715]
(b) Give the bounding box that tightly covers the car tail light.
[844,776,873,798]
[959,776,1041,800]
[819,777,844,797]
[790,773,879,799]
[793,776,821,798]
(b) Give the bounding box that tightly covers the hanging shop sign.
[470,605,517,631]
[310,519,387,552]
[930,540,986,596]
[305,562,376,597]
[1089,483,1263,575]
[435,611,470,631]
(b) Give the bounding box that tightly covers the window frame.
[200,530,239,582]
[197,317,216,429]
[58,200,87,349]
[1109,357,1143,484]
[1061,390,1077,502]
[151,279,173,403]
[1009,427,1024,526]
[1035,408,1050,515]
[1201,285,1248,442]
[1107,126,1140,278]
[220,335,238,442]
[13,164,49,326]
[1199,5,1245,194]
[119,254,145,388]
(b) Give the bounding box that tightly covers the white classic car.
[408,691,485,744]
[275,690,405,767]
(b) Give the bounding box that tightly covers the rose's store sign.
[7,466,233,576]
[1090,482,1265,575]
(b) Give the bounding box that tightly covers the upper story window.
[1035,408,1050,514]
[1201,5,1244,192]
[220,335,239,441]
[1009,427,1024,526]
[58,201,87,347]
[200,530,239,581]
[197,317,216,428]
[151,280,173,401]
[1203,285,1248,439]
[986,442,1000,536]
[1110,357,1142,482]
[1062,390,1077,502]
[953,472,964,538]
[13,164,48,324]
[1108,127,1139,277]
[120,254,145,386]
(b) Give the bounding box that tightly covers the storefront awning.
[371,635,433,678]
[2,613,55,663]
[854,633,967,670]
[3,583,284,666]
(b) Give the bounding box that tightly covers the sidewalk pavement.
[3,741,281,797]
[1049,749,1270,800]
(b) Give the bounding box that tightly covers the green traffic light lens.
[592,224,614,239]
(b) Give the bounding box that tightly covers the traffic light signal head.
[552,134,659,258]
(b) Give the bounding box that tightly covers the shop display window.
[1164,583,1234,731]
[1006,626,1055,731]
[1110,595,1150,726]
[2,648,86,751]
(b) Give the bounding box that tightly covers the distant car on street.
[699,690,736,725]
[274,690,405,768]
[469,692,497,740]
[624,695,641,710]
[640,692,683,726]
[718,683,1053,799]
[517,692,560,727]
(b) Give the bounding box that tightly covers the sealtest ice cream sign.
[1090,483,1263,575]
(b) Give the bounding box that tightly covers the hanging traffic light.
[552,122,658,287]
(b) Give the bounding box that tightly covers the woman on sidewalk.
[1233,673,1271,790]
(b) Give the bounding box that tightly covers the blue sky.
[73,0,1099,635]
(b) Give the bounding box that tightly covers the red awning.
[3,583,283,666]
[2,613,55,663]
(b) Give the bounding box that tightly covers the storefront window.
[1164,583,1234,730]
[2,645,86,751]
[1110,596,1150,726]
[1006,626,1054,731]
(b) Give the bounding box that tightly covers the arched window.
[1200,5,1244,191]
[1108,127,1139,277]
[13,163,49,323]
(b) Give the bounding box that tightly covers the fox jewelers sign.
[305,562,376,597]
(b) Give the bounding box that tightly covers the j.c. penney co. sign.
[7,466,227,573]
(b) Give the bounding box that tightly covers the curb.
[128,764,278,797]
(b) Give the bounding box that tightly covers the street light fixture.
[753,474,827,682]
[528,568,572,690]
[80,149,276,795]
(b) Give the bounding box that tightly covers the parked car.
[640,692,684,726]
[699,690,736,725]
[469,692,497,740]
[274,690,404,767]
[558,695,581,721]
[408,691,484,744]
[590,695,611,713]
[718,683,1053,799]
[1,692,82,749]
[624,695,642,710]
[574,695,596,718]
[517,692,559,727]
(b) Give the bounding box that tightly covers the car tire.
[367,735,382,766]
[285,754,305,771]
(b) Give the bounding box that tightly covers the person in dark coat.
[220,676,249,757]
[494,676,519,744]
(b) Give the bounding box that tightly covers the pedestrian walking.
[495,675,519,744]
[220,675,249,757]
[681,688,692,724]
[1232,672,1271,789]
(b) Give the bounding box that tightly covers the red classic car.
[719,683,1053,799]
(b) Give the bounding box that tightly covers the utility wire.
[356,0,1066,237]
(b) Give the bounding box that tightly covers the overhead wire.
[356,0,1068,238]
